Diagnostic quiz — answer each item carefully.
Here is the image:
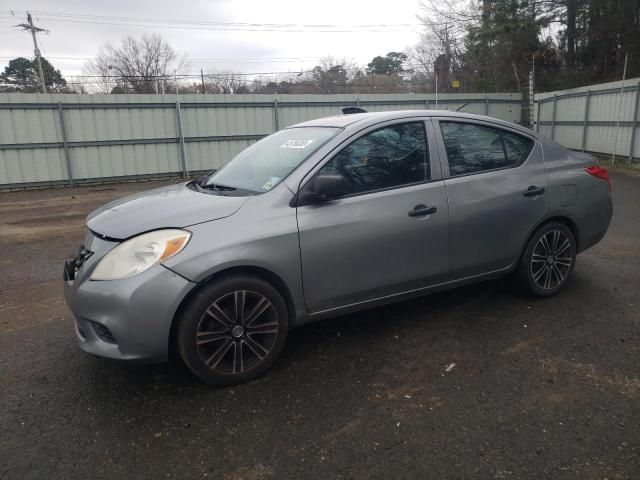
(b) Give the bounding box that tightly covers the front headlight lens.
[90,229,191,281]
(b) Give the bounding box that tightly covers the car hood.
[87,183,249,239]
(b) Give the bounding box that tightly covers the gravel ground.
[0,171,638,479]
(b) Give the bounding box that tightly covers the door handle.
[523,185,546,197]
[408,204,437,217]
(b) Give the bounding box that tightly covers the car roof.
[289,110,536,137]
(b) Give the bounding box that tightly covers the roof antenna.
[342,106,367,115]
[456,102,470,112]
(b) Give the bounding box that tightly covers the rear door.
[296,119,450,312]
[433,119,548,278]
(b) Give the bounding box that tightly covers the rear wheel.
[177,275,288,385]
[518,222,576,297]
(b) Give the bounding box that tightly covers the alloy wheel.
[195,290,279,375]
[530,229,573,290]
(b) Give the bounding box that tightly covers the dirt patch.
[542,356,640,399]
[223,464,273,480]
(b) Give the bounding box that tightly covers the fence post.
[484,98,489,116]
[581,90,591,152]
[535,98,541,132]
[355,98,360,107]
[273,99,279,131]
[175,100,188,178]
[628,82,640,162]
[550,95,558,141]
[57,102,74,187]
[425,99,429,110]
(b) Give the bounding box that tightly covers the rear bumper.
[64,263,196,363]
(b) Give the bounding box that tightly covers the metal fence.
[535,77,640,163]
[0,92,523,189]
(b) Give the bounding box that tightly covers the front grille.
[90,321,116,344]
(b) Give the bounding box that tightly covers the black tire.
[518,222,576,297]
[176,274,288,385]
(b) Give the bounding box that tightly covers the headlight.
[90,229,191,281]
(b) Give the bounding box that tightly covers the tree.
[415,0,640,93]
[366,52,410,76]
[0,56,67,92]
[84,34,188,93]
[416,0,544,92]
[210,72,249,94]
[297,56,360,93]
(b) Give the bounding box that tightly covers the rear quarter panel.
[542,141,613,251]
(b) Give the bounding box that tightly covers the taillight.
[585,166,611,190]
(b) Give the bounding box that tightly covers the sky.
[0,0,424,85]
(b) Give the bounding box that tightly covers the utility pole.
[15,12,47,93]
[201,69,206,95]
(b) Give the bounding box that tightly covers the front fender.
[162,198,307,323]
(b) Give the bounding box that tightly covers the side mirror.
[295,174,349,206]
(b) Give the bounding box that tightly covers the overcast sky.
[1,0,424,82]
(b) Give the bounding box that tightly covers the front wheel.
[518,222,577,297]
[176,275,288,385]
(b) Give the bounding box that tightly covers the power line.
[0,54,324,64]
[0,10,433,32]
[57,63,430,79]
[0,49,431,79]
[3,10,426,28]
[18,18,423,33]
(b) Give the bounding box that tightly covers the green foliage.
[420,0,640,93]
[309,64,350,93]
[40,57,67,89]
[0,56,67,92]
[366,52,410,76]
[463,0,540,92]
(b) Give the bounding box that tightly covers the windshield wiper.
[201,183,237,191]
[187,169,218,189]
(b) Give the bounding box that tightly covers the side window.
[502,130,534,164]
[440,122,533,176]
[318,122,429,195]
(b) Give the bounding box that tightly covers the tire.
[176,274,289,385]
[518,222,577,297]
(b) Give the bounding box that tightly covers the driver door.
[296,120,450,312]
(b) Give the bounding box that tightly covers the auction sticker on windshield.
[262,176,280,190]
[281,139,314,149]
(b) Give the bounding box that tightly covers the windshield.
[204,127,340,193]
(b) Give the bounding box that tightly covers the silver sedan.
[63,110,613,384]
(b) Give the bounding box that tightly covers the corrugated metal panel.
[554,125,583,150]
[535,78,640,160]
[185,139,258,172]
[70,144,182,180]
[0,92,523,187]
[0,147,67,184]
